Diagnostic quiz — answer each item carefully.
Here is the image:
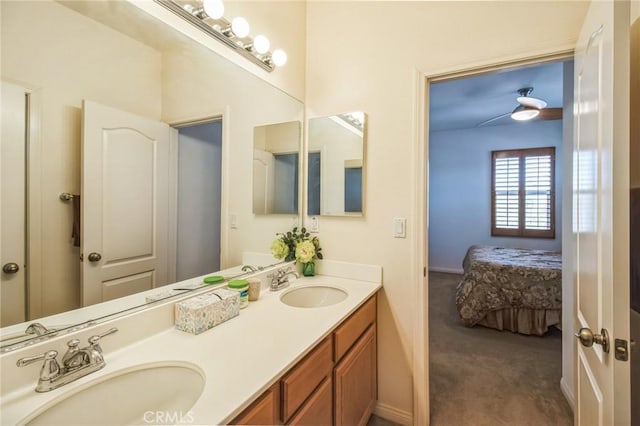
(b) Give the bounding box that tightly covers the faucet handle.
[88,327,118,352]
[17,350,58,368]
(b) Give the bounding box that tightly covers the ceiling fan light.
[511,106,540,121]
[517,96,547,109]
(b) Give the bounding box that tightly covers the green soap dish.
[203,275,224,284]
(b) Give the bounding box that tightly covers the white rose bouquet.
[271,227,323,265]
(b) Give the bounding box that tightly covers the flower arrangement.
[271,227,323,266]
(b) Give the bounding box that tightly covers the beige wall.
[1,0,162,318]
[132,0,306,102]
[161,43,303,269]
[305,1,589,417]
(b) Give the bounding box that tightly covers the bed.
[455,245,562,336]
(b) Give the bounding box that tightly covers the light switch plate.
[393,217,406,238]
[308,216,319,233]
[230,214,237,229]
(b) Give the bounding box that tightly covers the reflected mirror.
[307,112,366,216]
[0,0,302,348]
[253,121,301,215]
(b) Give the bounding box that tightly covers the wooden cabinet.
[281,337,333,422]
[334,325,377,426]
[232,384,279,425]
[232,293,377,426]
[288,377,333,426]
[333,295,377,362]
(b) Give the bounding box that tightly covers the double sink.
[13,283,349,425]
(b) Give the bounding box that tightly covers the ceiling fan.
[477,87,563,127]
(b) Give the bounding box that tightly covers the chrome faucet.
[17,328,118,392]
[269,268,300,291]
[241,265,258,273]
[25,322,56,337]
[241,264,264,273]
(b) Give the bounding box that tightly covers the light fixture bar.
[154,0,275,72]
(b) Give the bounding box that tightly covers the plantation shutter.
[492,147,555,238]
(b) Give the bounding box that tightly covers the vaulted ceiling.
[429,60,567,132]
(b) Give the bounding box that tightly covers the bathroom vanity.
[233,293,377,425]
[0,261,381,425]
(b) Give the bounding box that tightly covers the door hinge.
[423,267,427,277]
[614,339,629,361]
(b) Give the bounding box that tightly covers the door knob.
[2,262,20,274]
[575,327,610,353]
[87,252,102,262]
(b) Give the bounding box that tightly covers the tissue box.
[174,289,240,334]
[145,290,178,303]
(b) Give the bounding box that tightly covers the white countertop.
[1,273,381,425]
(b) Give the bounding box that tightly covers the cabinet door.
[334,325,377,426]
[288,377,333,426]
[232,385,279,425]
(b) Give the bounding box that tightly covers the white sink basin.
[21,362,205,426]
[280,286,348,308]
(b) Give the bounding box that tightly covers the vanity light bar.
[155,0,281,72]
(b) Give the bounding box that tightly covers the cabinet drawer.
[281,337,333,422]
[232,384,278,425]
[333,294,376,362]
[287,376,333,426]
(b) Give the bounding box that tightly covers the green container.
[228,279,249,308]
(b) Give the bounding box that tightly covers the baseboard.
[560,377,575,412]
[374,402,413,425]
[429,266,464,274]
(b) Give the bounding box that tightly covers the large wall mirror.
[307,112,367,216]
[0,0,302,348]
[253,121,301,215]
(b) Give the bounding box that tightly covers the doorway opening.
[426,57,574,424]
[174,118,223,281]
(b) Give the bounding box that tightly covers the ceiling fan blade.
[476,112,511,127]
[538,107,563,120]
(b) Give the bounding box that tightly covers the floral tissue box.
[175,289,240,335]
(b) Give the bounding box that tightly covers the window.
[492,147,555,238]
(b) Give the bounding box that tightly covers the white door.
[573,1,630,424]
[253,149,274,214]
[82,101,171,306]
[1,82,27,326]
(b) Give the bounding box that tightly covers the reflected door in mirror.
[1,82,27,326]
[82,101,171,307]
[307,112,366,217]
[253,121,301,215]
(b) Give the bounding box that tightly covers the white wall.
[305,1,589,419]
[429,120,563,272]
[1,0,162,318]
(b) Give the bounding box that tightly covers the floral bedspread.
[455,245,562,327]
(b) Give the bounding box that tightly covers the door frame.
[168,108,229,273]
[413,49,574,425]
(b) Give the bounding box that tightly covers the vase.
[302,262,315,277]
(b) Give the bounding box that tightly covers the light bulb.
[253,35,270,54]
[231,17,250,38]
[203,0,224,19]
[272,49,287,67]
[511,107,539,121]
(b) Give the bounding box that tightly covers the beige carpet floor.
[429,271,573,426]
